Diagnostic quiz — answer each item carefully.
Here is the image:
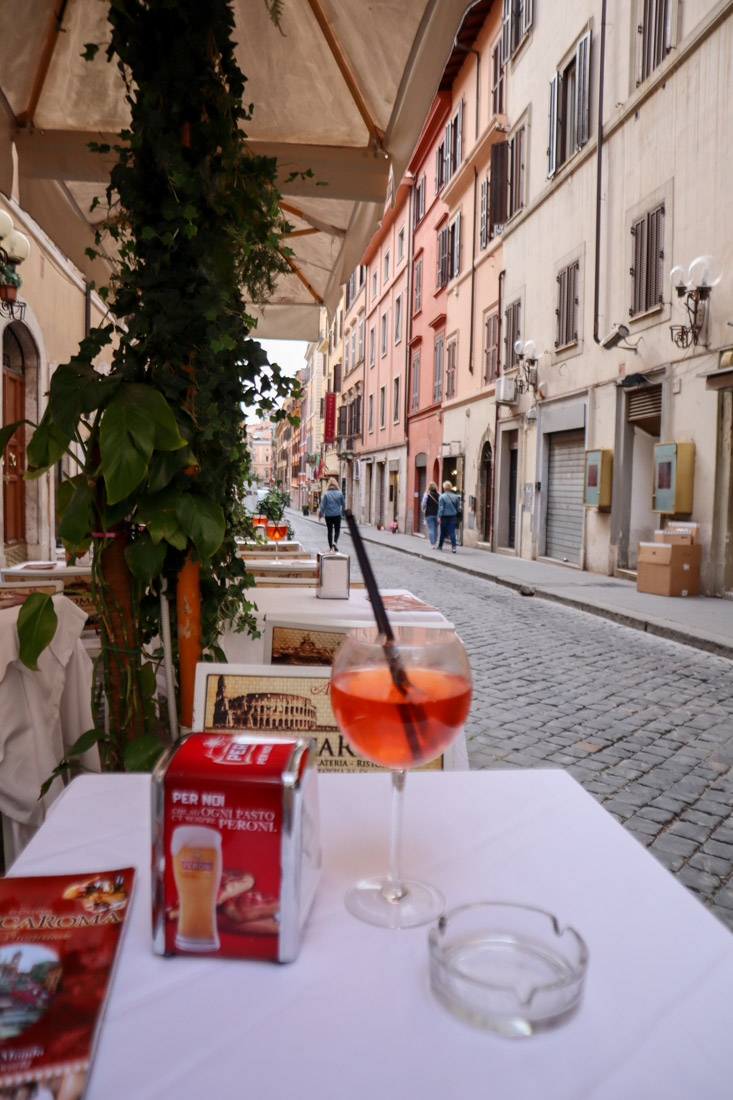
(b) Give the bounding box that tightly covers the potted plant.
[0,260,20,302]
[388,521,398,533]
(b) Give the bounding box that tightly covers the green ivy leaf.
[59,479,93,545]
[123,733,164,772]
[124,530,167,580]
[17,593,58,671]
[176,493,225,559]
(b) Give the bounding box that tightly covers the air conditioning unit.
[495,376,518,406]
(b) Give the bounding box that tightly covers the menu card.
[0,868,135,1098]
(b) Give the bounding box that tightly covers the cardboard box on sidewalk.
[653,529,695,546]
[637,541,702,597]
[664,521,700,544]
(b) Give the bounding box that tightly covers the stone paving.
[288,511,733,932]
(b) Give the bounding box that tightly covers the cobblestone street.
[288,511,733,932]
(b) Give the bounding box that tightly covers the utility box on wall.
[652,443,695,514]
[583,449,613,509]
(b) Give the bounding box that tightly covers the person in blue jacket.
[437,480,461,552]
[319,479,345,550]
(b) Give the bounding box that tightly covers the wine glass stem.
[383,769,407,904]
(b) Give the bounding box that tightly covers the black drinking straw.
[344,511,422,759]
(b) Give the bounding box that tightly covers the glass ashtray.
[428,902,588,1038]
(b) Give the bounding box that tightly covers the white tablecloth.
[0,593,99,861]
[10,770,733,1099]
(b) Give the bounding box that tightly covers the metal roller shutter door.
[546,429,585,563]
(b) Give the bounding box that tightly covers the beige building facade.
[492,0,733,593]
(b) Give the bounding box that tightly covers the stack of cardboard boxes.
[637,523,701,597]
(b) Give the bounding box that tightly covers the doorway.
[480,441,493,543]
[2,328,27,553]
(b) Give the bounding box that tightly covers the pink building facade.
[357,181,411,530]
[405,92,451,536]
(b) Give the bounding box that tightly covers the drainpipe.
[490,269,505,549]
[403,180,414,530]
[468,167,478,374]
[592,0,608,345]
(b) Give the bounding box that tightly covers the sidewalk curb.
[290,511,733,662]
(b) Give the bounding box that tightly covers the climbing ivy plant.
[17,0,300,773]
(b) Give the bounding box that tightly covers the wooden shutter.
[548,72,559,177]
[455,99,463,170]
[647,204,664,308]
[522,0,534,36]
[631,215,648,316]
[333,363,341,393]
[452,213,461,278]
[435,146,441,193]
[576,32,591,147]
[501,0,511,64]
[480,178,488,249]
[570,261,579,341]
[490,141,508,232]
[516,127,525,212]
[556,266,568,346]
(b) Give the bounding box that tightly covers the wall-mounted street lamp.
[669,254,721,349]
[0,209,31,322]
[513,339,538,393]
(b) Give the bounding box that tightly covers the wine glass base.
[345,876,445,929]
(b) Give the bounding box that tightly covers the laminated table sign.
[152,732,321,963]
[317,550,350,598]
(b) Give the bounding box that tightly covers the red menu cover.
[0,868,135,1099]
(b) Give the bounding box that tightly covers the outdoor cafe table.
[221,587,452,664]
[0,560,92,582]
[8,769,732,1099]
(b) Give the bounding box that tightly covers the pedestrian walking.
[437,480,461,552]
[421,480,440,549]
[318,479,345,550]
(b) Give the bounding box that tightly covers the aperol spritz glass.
[265,520,288,560]
[330,624,472,928]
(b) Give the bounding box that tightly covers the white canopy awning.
[0,0,476,339]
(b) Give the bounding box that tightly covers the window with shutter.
[450,213,461,280]
[393,377,401,422]
[358,317,364,361]
[504,300,521,369]
[333,363,341,393]
[490,141,508,235]
[556,261,579,347]
[480,179,488,250]
[381,313,388,356]
[433,335,444,402]
[355,395,362,433]
[446,341,457,399]
[508,127,525,219]
[347,402,354,437]
[368,394,374,433]
[483,312,499,383]
[411,352,420,411]
[413,258,422,314]
[548,31,591,178]
[394,295,402,344]
[344,339,349,373]
[369,326,375,367]
[502,0,534,63]
[437,226,450,289]
[638,0,672,85]
[491,40,504,115]
[379,386,386,429]
[630,204,664,316]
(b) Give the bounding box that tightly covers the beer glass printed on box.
[171,826,222,951]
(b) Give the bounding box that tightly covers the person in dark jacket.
[421,481,440,549]
[437,480,460,552]
[318,479,345,550]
